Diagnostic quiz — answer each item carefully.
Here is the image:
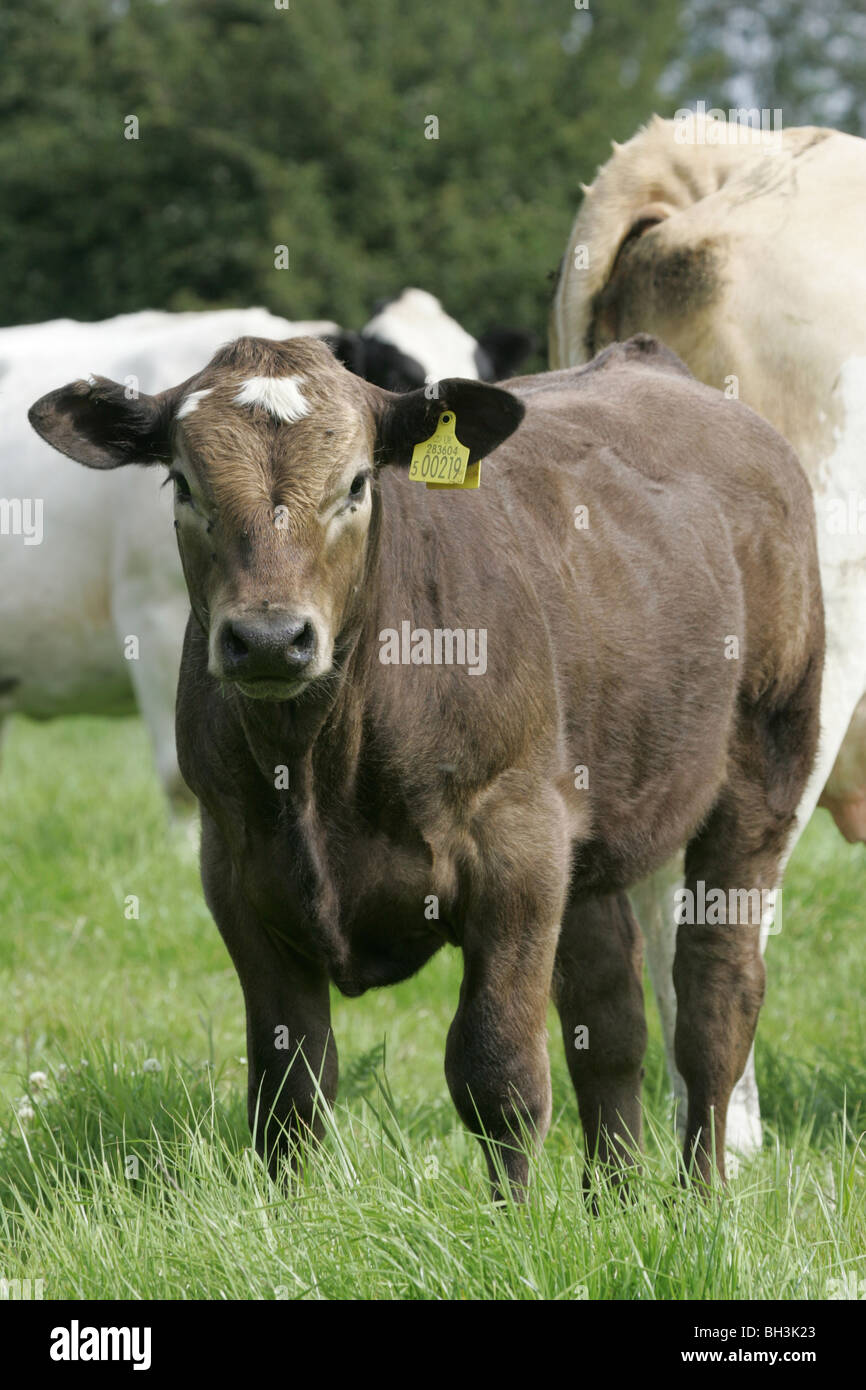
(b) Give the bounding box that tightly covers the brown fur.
[180,339,368,532]
[29,333,824,1194]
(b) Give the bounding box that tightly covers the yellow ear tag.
[408,411,474,489]
[427,459,482,490]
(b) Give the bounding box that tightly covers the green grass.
[0,715,864,1300]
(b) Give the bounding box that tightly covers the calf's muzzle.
[216,611,318,688]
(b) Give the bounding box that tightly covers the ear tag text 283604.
[408,412,480,490]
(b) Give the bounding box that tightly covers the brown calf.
[30,333,823,1194]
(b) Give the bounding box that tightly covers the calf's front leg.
[445,778,569,1200]
[200,810,337,1178]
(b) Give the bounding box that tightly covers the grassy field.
[0,714,864,1301]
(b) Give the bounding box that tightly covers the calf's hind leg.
[553,890,648,1186]
[675,666,821,1184]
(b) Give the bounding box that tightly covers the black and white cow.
[326,287,536,391]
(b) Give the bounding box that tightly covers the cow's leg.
[635,861,765,1157]
[636,643,863,1159]
[674,819,771,1185]
[200,810,337,1177]
[724,652,866,1150]
[445,776,569,1201]
[552,890,647,1188]
[675,655,820,1184]
[633,858,766,1157]
[238,936,335,1178]
[628,858,685,1120]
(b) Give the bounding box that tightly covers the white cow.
[1,309,336,805]
[550,114,866,1152]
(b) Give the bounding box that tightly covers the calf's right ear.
[28,375,186,469]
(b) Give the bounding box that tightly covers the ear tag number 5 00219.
[409,412,478,489]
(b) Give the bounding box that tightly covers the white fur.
[176,388,212,420]
[362,288,481,381]
[233,375,310,423]
[1,309,331,805]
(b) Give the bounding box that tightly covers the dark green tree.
[0,0,697,344]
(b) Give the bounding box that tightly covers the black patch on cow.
[360,337,427,392]
[634,237,720,313]
[323,331,427,393]
[588,234,722,358]
[474,328,537,381]
[321,330,365,377]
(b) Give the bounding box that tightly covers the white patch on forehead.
[233,375,310,423]
[176,388,213,420]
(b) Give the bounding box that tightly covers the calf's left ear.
[376,378,525,469]
[28,375,187,469]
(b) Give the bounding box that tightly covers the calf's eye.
[170,470,192,502]
[348,472,369,499]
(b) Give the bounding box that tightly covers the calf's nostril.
[291,622,315,656]
[222,624,250,666]
[219,614,318,681]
